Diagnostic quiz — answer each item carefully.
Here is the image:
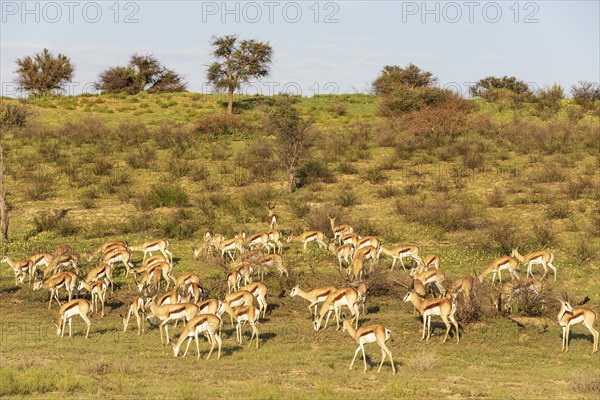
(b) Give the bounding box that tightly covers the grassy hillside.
[0,93,599,399]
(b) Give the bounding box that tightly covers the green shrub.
[139,184,189,210]
[0,101,29,127]
[33,210,78,236]
[297,160,335,187]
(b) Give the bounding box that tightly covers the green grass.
[1,92,599,399]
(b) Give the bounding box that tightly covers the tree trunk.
[287,171,297,193]
[227,89,234,114]
[0,144,8,242]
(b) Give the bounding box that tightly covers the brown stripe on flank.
[168,306,187,315]
[63,301,79,312]
[359,329,374,338]
[424,301,443,312]
[567,310,585,322]
[230,293,244,302]
[333,292,345,302]
[316,290,334,298]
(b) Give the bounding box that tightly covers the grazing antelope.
[162,289,183,303]
[314,287,361,331]
[234,305,260,348]
[46,252,80,275]
[227,269,242,293]
[290,285,338,317]
[145,301,200,345]
[479,256,520,284]
[287,231,328,251]
[85,262,114,293]
[447,275,474,306]
[55,299,92,339]
[356,236,381,253]
[219,237,244,261]
[187,282,204,303]
[28,253,53,280]
[268,202,279,230]
[129,239,173,264]
[349,246,378,281]
[33,271,78,309]
[557,298,598,353]
[327,212,353,243]
[511,248,557,282]
[414,254,440,274]
[356,281,368,316]
[240,282,268,318]
[403,290,459,343]
[225,290,255,311]
[78,280,108,317]
[341,232,361,248]
[54,244,74,257]
[410,279,428,316]
[172,314,223,360]
[198,299,233,326]
[238,263,254,286]
[329,243,354,271]
[411,268,446,296]
[379,244,422,270]
[121,297,146,335]
[194,231,226,258]
[1,255,34,285]
[87,241,128,261]
[245,231,273,253]
[342,319,396,374]
[102,248,134,275]
[265,229,283,254]
[133,254,169,277]
[255,254,287,280]
[139,262,176,293]
[175,273,200,290]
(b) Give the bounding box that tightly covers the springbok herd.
[1,206,597,374]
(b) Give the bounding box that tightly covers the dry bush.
[483,218,520,253]
[531,221,557,247]
[362,167,387,184]
[0,101,29,127]
[377,184,399,199]
[125,146,155,169]
[114,121,151,146]
[571,373,600,394]
[236,141,279,181]
[304,205,332,237]
[401,95,471,145]
[364,263,397,296]
[193,113,250,137]
[33,210,78,236]
[571,237,598,265]
[57,118,111,146]
[546,202,570,219]
[563,175,595,200]
[408,350,439,372]
[395,196,481,233]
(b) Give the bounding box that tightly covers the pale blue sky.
[1,1,598,97]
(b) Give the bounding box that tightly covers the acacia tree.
[15,48,74,96]
[95,54,187,94]
[372,64,437,95]
[470,76,531,100]
[207,35,273,114]
[267,97,313,193]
